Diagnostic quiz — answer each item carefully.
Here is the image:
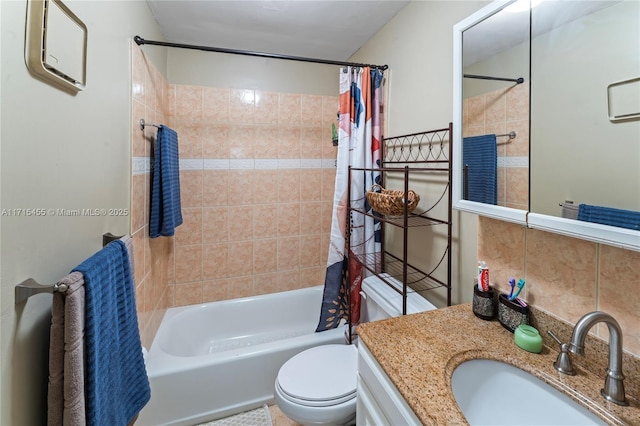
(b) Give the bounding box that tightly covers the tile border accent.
[132,157,336,174]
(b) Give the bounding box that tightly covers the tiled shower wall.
[131,45,339,344]
[463,82,529,210]
[167,85,339,306]
[131,44,174,347]
[478,216,640,356]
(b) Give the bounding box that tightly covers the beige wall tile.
[229,124,255,159]
[228,205,254,241]
[175,85,203,122]
[477,217,526,294]
[254,125,279,158]
[277,203,301,237]
[175,207,202,246]
[278,236,300,271]
[300,169,322,202]
[278,270,301,291]
[202,207,229,244]
[300,235,322,268]
[300,127,323,159]
[506,82,529,122]
[202,124,230,159]
[299,202,322,235]
[227,275,253,298]
[202,278,229,302]
[228,170,254,205]
[180,170,203,207]
[174,282,203,306]
[254,239,277,274]
[131,174,146,232]
[526,229,598,323]
[253,273,279,295]
[203,87,230,123]
[484,89,506,125]
[203,170,229,206]
[253,204,278,238]
[252,170,278,204]
[598,245,640,354]
[175,245,203,284]
[278,170,301,202]
[229,89,255,124]
[278,126,301,158]
[255,91,279,125]
[228,241,254,276]
[301,94,323,127]
[279,93,301,125]
[203,243,228,280]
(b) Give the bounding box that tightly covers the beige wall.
[0,1,164,423]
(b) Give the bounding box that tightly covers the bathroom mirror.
[454,0,640,251]
[528,0,640,250]
[452,0,529,225]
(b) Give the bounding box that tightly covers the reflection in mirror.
[530,0,640,234]
[461,0,530,211]
[452,0,528,225]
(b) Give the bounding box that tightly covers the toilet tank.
[360,274,437,322]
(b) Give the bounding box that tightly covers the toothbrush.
[510,279,525,301]
[507,278,516,299]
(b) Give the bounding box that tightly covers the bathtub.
[137,285,345,426]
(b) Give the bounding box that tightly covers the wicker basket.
[366,184,420,216]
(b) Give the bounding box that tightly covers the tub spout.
[568,311,628,406]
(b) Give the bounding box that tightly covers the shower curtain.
[316,66,384,332]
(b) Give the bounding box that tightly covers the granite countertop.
[357,303,640,425]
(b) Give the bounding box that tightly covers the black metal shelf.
[347,123,453,317]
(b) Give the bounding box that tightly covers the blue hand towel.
[463,134,497,205]
[577,204,640,230]
[150,125,183,237]
[72,240,150,426]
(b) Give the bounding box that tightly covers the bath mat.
[195,405,272,426]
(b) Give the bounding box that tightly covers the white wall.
[0,1,164,423]
[350,1,489,305]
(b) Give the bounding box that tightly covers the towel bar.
[139,119,160,131]
[15,232,124,304]
[15,278,66,305]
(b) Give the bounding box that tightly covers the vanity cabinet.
[356,341,421,425]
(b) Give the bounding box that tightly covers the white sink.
[451,359,607,425]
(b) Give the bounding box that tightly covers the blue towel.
[72,240,150,426]
[463,134,497,205]
[577,204,640,230]
[150,125,183,237]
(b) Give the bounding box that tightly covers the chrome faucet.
[568,311,628,406]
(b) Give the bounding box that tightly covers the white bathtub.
[137,286,345,426]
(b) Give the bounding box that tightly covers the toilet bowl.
[275,274,437,425]
[275,344,358,425]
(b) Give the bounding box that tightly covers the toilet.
[274,274,437,425]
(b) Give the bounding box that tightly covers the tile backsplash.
[478,216,640,357]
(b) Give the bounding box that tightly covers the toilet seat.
[276,344,357,408]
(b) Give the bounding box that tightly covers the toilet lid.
[277,344,357,402]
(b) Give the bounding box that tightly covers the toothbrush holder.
[498,293,529,332]
[472,285,496,320]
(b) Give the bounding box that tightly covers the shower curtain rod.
[134,36,389,71]
[464,74,524,84]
